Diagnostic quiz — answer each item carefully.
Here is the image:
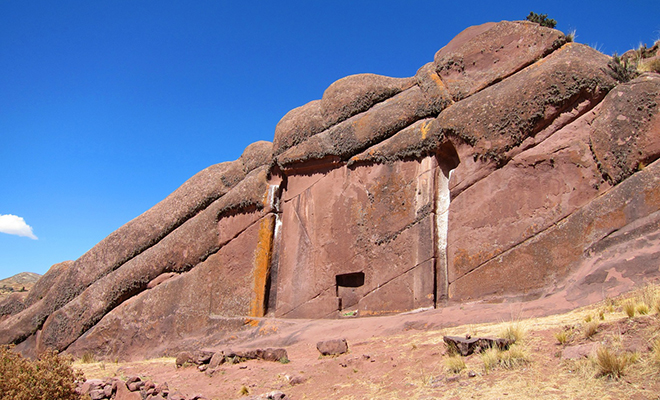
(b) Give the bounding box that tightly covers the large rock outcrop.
[2,20,659,360]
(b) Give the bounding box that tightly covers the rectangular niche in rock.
[274,159,439,318]
[336,272,365,311]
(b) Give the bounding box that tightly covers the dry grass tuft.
[595,346,627,379]
[652,338,660,367]
[481,348,499,372]
[636,303,650,315]
[80,352,96,364]
[626,351,640,365]
[445,341,460,356]
[239,385,250,396]
[566,29,576,43]
[479,345,529,372]
[623,301,636,318]
[465,324,479,338]
[500,322,525,343]
[445,354,466,374]
[639,284,658,308]
[638,58,660,73]
[584,321,600,339]
[498,345,529,370]
[554,328,572,345]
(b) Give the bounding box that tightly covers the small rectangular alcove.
[336,272,365,311]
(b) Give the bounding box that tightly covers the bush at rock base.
[0,345,84,400]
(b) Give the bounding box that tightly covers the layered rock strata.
[1,20,659,360]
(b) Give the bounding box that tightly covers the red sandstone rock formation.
[1,20,659,360]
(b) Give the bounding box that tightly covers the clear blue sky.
[1,1,659,280]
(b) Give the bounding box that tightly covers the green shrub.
[0,345,84,400]
[608,53,639,83]
[526,12,557,28]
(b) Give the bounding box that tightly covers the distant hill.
[0,272,41,295]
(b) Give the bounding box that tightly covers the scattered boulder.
[103,382,114,398]
[155,382,169,398]
[175,351,194,368]
[125,376,143,392]
[194,350,214,365]
[179,347,289,370]
[88,389,106,400]
[246,391,289,400]
[262,348,288,362]
[208,352,225,369]
[114,381,141,400]
[287,375,307,386]
[225,347,289,364]
[77,377,173,400]
[561,343,597,360]
[78,379,104,395]
[317,339,349,356]
[167,391,187,400]
[443,335,513,356]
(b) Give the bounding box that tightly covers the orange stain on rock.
[249,214,276,319]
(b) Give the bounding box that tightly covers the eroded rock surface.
[434,20,567,100]
[2,20,659,360]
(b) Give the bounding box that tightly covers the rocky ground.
[76,285,660,400]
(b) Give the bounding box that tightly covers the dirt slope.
[77,285,660,400]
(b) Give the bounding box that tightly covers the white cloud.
[0,214,38,240]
